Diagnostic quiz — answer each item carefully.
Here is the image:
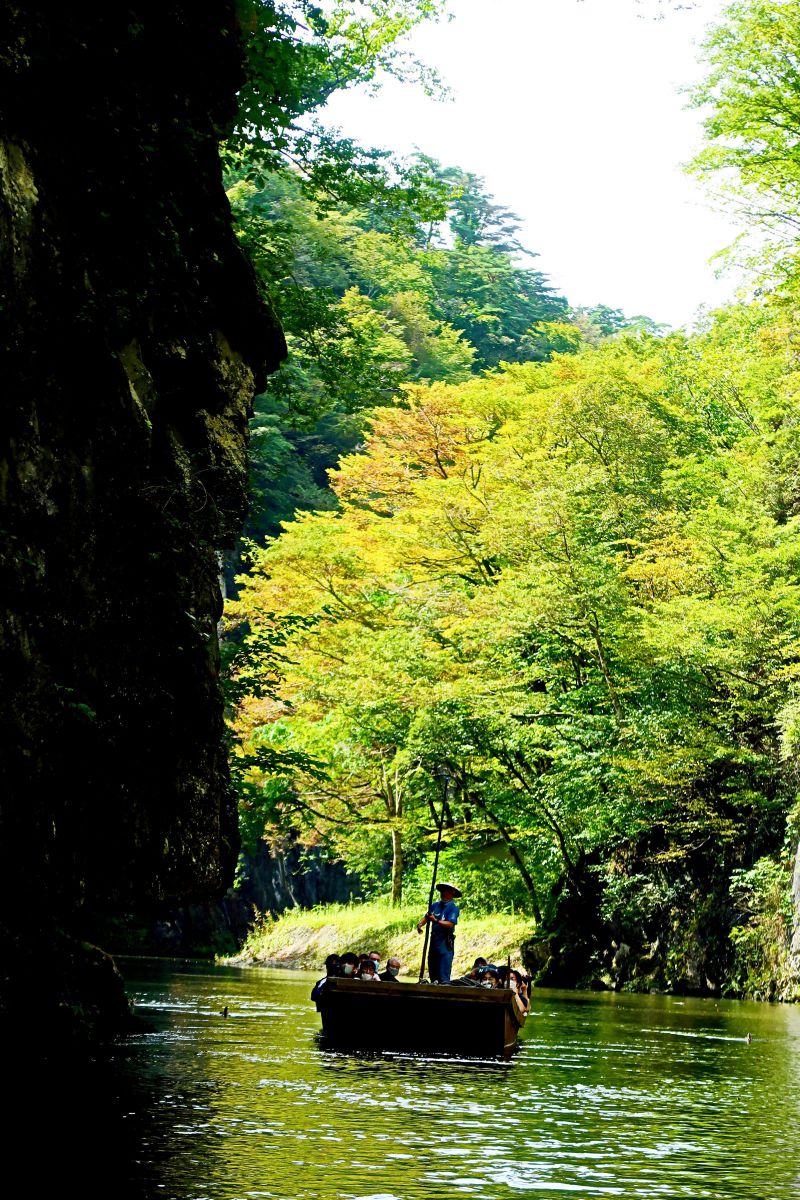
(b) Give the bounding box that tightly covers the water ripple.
[112,963,800,1200]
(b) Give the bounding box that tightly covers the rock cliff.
[0,5,285,1049]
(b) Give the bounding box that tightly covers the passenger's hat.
[435,881,462,898]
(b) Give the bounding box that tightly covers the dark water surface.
[84,960,800,1198]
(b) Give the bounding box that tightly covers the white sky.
[321,0,743,329]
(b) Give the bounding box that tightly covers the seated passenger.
[451,956,493,987]
[471,957,488,977]
[478,966,499,988]
[367,950,382,970]
[355,958,380,981]
[379,957,402,981]
[310,954,341,1006]
[510,969,530,1010]
[450,969,479,987]
[339,952,359,978]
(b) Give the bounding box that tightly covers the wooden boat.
[316,977,526,1057]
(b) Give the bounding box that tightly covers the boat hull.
[317,978,524,1057]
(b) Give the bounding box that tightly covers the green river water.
[55,959,800,1200]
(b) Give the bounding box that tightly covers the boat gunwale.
[321,976,526,1029]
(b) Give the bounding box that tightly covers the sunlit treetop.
[688,0,800,272]
[228,0,452,219]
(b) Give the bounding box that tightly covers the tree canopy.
[229,309,799,920]
[221,0,800,998]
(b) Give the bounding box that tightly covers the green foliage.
[226,162,609,546]
[401,847,536,917]
[728,856,797,999]
[689,0,800,276]
[228,1,451,224]
[598,870,675,931]
[229,291,800,961]
[221,0,800,999]
[222,610,330,854]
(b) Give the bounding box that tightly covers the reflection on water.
[75,960,800,1199]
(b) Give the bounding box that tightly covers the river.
[53,959,800,1199]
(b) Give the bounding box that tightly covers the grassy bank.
[228,903,535,975]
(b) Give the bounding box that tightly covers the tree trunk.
[470,791,542,923]
[391,828,403,906]
[588,615,624,723]
[791,839,800,963]
[381,762,404,906]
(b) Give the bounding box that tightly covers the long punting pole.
[418,771,450,983]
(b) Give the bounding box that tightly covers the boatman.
[416,881,461,983]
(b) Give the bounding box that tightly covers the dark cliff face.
[0,6,285,1040]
